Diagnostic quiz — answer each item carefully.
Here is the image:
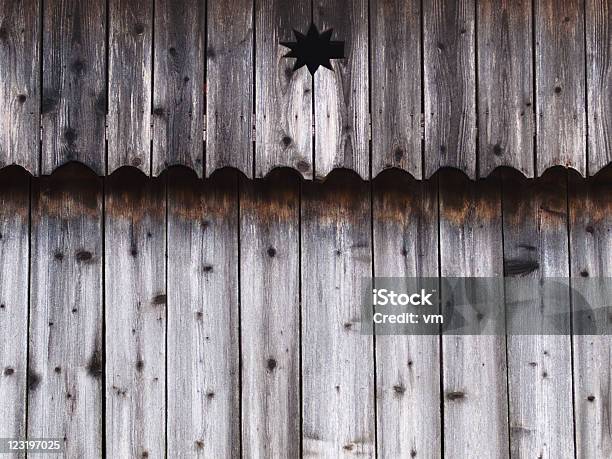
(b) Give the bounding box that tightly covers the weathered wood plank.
[438,171,508,456]
[313,0,369,180]
[301,173,374,456]
[569,169,612,457]
[0,0,40,174]
[240,171,300,457]
[0,169,30,457]
[104,171,166,458]
[370,0,422,178]
[535,0,586,175]
[108,0,153,174]
[477,0,534,177]
[255,0,312,179]
[28,166,103,457]
[206,0,253,177]
[372,172,440,458]
[167,169,240,457]
[586,0,611,175]
[152,0,205,176]
[42,0,106,174]
[424,0,476,178]
[502,170,574,457]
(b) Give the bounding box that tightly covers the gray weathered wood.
[0,0,40,174]
[424,0,476,178]
[240,172,300,457]
[535,0,586,175]
[313,0,369,180]
[502,170,574,457]
[28,166,103,457]
[438,171,508,456]
[152,0,205,176]
[370,0,422,178]
[0,169,30,457]
[255,0,313,179]
[586,0,611,175]
[206,0,253,177]
[569,169,612,457]
[108,0,153,174]
[477,0,534,177]
[301,173,375,456]
[167,169,240,457]
[372,172,440,458]
[104,171,166,458]
[42,0,106,174]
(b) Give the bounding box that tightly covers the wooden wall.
[0,164,610,458]
[0,0,610,179]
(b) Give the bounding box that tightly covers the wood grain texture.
[570,169,612,457]
[424,0,476,178]
[313,0,369,180]
[28,167,103,457]
[167,170,240,457]
[240,172,300,457]
[372,172,440,458]
[370,0,422,178]
[477,0,534,177]
[502,170,574,457]
[0,169,29,457]
[0,0,40,174]
[108,0,153,174]
[301,174,375,456]
[438,171,509,456]
[41,0,106,174]
[255,0,313,179]
[105,171,166,458]
[535,0,586,175]
[152,0,205,176]
[586,0,611,175]
[206,0,253,177]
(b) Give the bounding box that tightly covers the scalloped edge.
[0,161,609,182]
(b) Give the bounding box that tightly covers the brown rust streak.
[168,169,238,221]
[32,168,102,221]
[441,172,501,226]
[240,175,299,222]
[105,172,165,223]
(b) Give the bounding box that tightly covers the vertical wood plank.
[438,171,509,456]
[586,0,611,175]
[108,0,153,174]
[42,0,107,174]
[502,170,574,457]
[0,0,40,174]
[370,0,422,178]
[570,169,612,457]
[255,0,312,179]
[240,172,300,457]
[206,0,253,177]
[167,170,240,457]
[535,0,586,175]
[105,171,166,458]
[372,172,440,458]
[28,167,103,457]
[152,0,205,176]
[313,0,369,180]
[301,174,375,456]
[477,0,534,177]
[0,169,30,455]
[424,0,476,179]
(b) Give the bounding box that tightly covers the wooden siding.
[0,0,609,178]
[0,164,609,457]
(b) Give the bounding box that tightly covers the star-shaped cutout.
[281,23,345,75]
